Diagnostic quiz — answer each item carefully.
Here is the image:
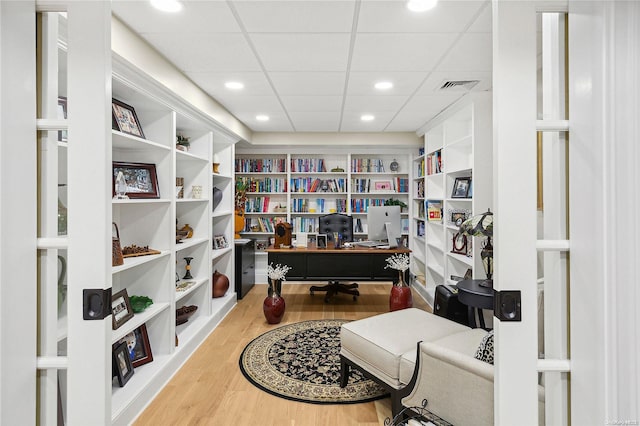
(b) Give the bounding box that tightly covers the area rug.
[239,319,388,404]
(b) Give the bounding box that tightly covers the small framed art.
[112,161,160,199]
[317,234,327,249]
[112,341,134,387]
[115,324,154,368]
[213,234,229,249]
[451,177,472,198]
[372,180,393,192]
[112,98,145,138]
[111,288,134,330]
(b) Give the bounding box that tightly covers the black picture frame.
[112,98,145,138]
[451,211,467,227]
[317,234,327,249]
[451,177,472,198]
[116,324,154,368]
[112,161,160,199]
[112,341,134,387]
[111,288,134,330]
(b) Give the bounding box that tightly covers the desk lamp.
[459,209,493,288]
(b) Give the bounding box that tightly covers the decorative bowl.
[129,295,153,313]
[176,305,198,325]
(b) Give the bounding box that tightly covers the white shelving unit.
[411,93,492,306]
[235,148,413,283]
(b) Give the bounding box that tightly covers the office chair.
[310,213,360,302]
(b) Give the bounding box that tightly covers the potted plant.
[385,198,408,213]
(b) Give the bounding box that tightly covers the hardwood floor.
[134,283,430,426]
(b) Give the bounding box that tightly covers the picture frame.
[317,234,327,249]
[111,288,134,330]
[450,211,467,227]
[115,324,153,368]
[372,180,393,192]
[111,98,145,139]
[112,161,160,199]
[213,234,229,249]
[451,177,472,198]
[112,341,134,387]
[57,96,67,142]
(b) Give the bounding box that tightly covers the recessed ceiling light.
[225,81,244,90]
[256,115,270,122]
[374,81,393,90]
[407,0,438,12]
[361,115,375,122]
[150,0,183,13]
[150,0,183,12]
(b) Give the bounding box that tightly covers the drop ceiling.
[112,0,492,133]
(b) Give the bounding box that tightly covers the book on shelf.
[426,200,443,222]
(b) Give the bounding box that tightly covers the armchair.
[309,213,360,302]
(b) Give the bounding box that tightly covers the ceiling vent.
[438,80,480,91]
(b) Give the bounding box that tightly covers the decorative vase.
[212,270,229,298]
[234,210,245,239]
[389,270,413,312]
[263,279,285,324]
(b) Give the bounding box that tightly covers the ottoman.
[339,308,471,417]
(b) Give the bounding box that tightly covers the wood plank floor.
[134,283,430,426]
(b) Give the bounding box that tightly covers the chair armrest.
[401,340,494,426]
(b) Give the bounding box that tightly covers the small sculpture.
[183,257,194,280]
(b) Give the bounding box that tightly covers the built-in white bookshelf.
[235,149,413,282]
[411,93,492,306]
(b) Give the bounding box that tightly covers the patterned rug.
[239,319,388,404]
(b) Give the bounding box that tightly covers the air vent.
[439,80,480,91]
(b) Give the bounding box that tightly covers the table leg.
[467,306,477,328]
[477,309,486,330]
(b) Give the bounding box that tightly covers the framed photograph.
[451,177,472,198]
[214,234,229,249]
[450,211,467,227]
[112,341,134,387]
[112,98,145,138]
[372,180,393,192]
[111,289,134,330]
[57,96,67,142]
[112,161,160,199]
[115,324,153,368]
[317,234,327,249]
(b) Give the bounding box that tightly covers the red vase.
[212,270,229,298]
[390,272,413,312]
[263,293,286,324]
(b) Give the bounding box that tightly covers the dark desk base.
[309,281,359,303]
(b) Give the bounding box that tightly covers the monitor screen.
[367,205,402,246]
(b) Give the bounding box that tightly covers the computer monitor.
[367,205,402,247]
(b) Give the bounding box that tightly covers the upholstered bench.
[339,308,485,417]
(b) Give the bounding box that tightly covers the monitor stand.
[385,222,399,248]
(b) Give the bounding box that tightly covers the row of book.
[291,217,319,233]
[244,197,271,213]
[290,158,327,173]
[415,180,425,198]
[426,150,442,175]
[350,198,387,213]
[416,158,425,178]
[290,177,346,193]
[244,216,287,233]
[351,158,385,173]
[235,158,287,173]
[238,177,287,193]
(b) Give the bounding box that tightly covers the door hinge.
[493,290,521,321]
[83,288,112,320]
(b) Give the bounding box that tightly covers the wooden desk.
[267,243,410,283]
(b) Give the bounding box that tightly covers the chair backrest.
[318,213,353,242]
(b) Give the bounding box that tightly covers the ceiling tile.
[467,2,492,33]
[280,96,343,112]
[358,0,486,33]
[387,93,464,130]
[141,33,262,72]
[437,33,492,72]
[250,33,351,72]
[288,112,340,132]
[340,111,396,132]
[233,111,294,132]
[233,1,356,33]
[351,33,458,71]
[112,1,241,33]
[269,72,346,96]
[347,71,428,95]
[219,95,285,115]
[186,71,275,97]
[343,95,410,112]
